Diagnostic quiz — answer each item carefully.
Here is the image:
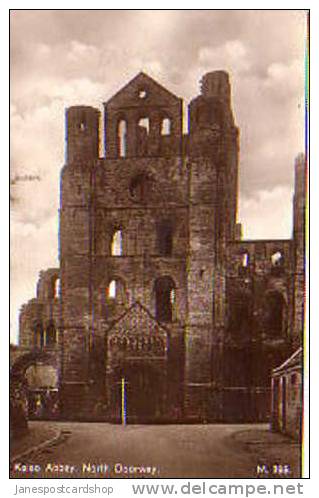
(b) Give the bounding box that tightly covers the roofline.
[103,71,182,106]
[272,347,303,374]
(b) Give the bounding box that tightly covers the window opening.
[108,280,116,299]
[54,278,60,299]
[242,253,249,267]
[139,89,147,99]
[118,120,127,158]
[161,118,171,136]
[170,288,175,304]
[271,251,283,266]
[111,230,123,256]
[138,117,150,135]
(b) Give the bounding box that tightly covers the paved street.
[10,422,301,479]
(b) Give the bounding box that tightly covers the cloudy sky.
[10,10,307,343]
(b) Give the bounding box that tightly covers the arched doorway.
[111,362,166,423]
[10,351,60,421]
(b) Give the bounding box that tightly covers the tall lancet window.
[118,120,127,158]
[111,230,123,256]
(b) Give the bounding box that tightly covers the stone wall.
[14,71,306,423]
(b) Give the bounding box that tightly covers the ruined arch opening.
[155,276,176,322]
[11,352,59,422]
[25,362,59,420]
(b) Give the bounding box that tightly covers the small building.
[271,348,303,440]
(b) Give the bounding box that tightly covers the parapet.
[200,71,231,102]
[66,105,100,164]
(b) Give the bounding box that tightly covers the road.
[11,422,299,478]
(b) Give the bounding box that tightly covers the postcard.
[10,9,308,482]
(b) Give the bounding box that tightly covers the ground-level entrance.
[110,361,167,423]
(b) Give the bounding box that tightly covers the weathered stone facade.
[14,71,306,423]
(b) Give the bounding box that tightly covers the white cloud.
[238,186,294,240]
[199,40,252,75]
[10,10,307,343]
[67,40,100,62]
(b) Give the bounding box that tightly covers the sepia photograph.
[10,9,308,480]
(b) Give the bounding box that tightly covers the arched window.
[108,280,117,299]
[271,251,283,266]
[161,118,171,136]
[270,251,284,275]
[111,229,123,256]
[118,120,127,158]
[242,252,249,267]
[46,323,57,346]
[157,219,173,256]
[138,117,150,135]
[155,276,175,322]
[49,276,60,300]
[137,118,150,155]
[238,251,249,275]
[54,278,60,298]
[106,279,127,304]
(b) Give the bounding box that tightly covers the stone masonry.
[14,71,306,423]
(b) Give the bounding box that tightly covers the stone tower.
[58,71,238,420]
[185,71,239,417]
[16,70,303,424]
